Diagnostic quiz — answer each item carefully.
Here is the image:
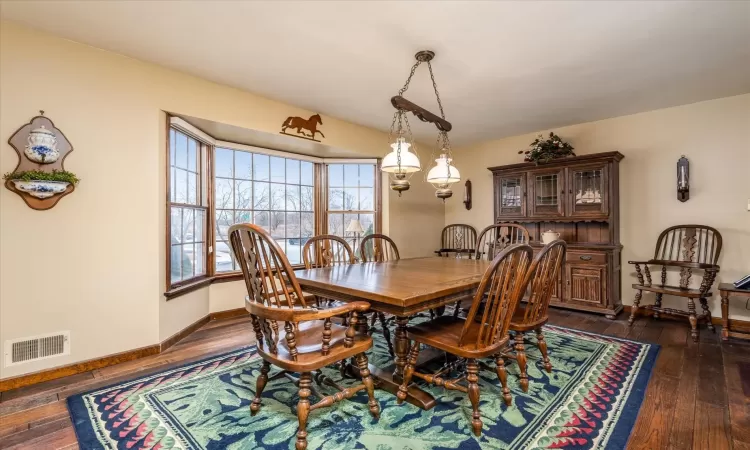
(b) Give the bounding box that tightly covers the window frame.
[165,115,381,299]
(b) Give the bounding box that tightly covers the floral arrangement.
[519,132,575,163]
[3,169,80,184]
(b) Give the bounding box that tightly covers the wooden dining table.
[294,256,490,410]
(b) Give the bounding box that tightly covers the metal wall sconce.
[463,179,472,210]
[677,155,689,202]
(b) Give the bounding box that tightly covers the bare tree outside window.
[327,163,376,254]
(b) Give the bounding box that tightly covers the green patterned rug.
[68,325,658,449]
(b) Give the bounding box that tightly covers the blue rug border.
[67,346,256,450]
[66,327,661,450]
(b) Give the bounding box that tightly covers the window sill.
[164,273,244,300]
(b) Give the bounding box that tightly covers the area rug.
[68,325,658,450]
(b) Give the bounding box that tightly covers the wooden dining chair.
[503,240,566,391]
[359,233,400,263]
[303,235,395,357]
[396,244,533,436]
[229,224,379,450]
[435,224,477,258]
[474,224,530,261]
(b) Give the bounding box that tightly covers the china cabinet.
[488,152,624,318]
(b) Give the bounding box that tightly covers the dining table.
[294,256,490,410]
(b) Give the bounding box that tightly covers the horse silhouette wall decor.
[280,113,325,142]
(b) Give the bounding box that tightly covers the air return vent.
[4,332,70,367]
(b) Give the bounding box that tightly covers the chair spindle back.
[302,235,356,269]
[474,224,530,261]
[440,224,477,254]
[359,234,400,262]
[460,244,533,350]
[521,240,566,324]
[654,225,722,288]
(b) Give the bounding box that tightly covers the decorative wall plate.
[12,180,70,199]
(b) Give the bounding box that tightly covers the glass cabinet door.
[529,169,565,216]
[568,165,608,217]
[494,173,526,218]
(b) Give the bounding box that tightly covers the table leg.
[393,316,409,382]
[721,291,729,341]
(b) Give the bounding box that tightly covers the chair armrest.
[245,298,370,322]
[648,260,720,270]
[627,260,652,265]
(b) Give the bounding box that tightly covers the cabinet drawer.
[566,251,606,265]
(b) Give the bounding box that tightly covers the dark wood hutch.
[488,151,624,318]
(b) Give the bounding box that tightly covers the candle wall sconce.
[677,155,689,202]
[463,179,472,210]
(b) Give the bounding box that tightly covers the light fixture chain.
[427,61,446,120]
[398,60,421,96]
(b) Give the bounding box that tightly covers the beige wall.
[446,94,750,320]
[0,21,442,379]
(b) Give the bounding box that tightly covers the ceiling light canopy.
[382,50,459,200]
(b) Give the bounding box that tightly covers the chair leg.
[251,360,271,416]
[515,332,528,392]
[377,312,395,357]
[466,359,482,437]
[494,354,512,406]
[295,372,312,450]
[536,328,552,373]
[397,342,421,404]
[355,353,380,419]
[628,290,642,326]
[688,298,699,342]
[700,297,715,331]
[653,293,663,319]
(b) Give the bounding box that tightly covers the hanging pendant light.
[382,50,459,200]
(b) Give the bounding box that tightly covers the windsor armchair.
[503,240,566,391]
[628,225,722,342]
[396,244,533,435]
[359,233,400,263]
[474,224,530,261]
[303,235,394,356]
[435,224,477,258]
[230,224,379,450]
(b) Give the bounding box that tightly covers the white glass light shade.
[345,219,364,234]
[381,138,421,174]
[426,154,461,185]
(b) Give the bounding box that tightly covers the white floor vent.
[4,332,70,367]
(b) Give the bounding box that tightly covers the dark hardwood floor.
[1,309,747,449]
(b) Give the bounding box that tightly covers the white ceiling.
[2,1,749,145]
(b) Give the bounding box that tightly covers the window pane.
[301,212,314,238]
[194,243,204,275]
[187,138,197,172]
[171,245,182,282]
[286,159,300,184]
[254,211,269,232]
[170,129,176,166]
[187,173,197,205]
[344,187,358,210]
[270,156,285,183]
[235,210,251,224]
[175,132,187,169]
[285,212,300,238]
[215,178,233,209]
[235,180,251,210]
[183,208,195,243]
[254,154,269,181]
[359,213,374,235]
[301,186,313,212]
[343,213,358,238]
[286,240,301,265]
[174,169,188,203]
[235,151,252,180]
[328,213,343,236]
[171,207,182,244]
[328,188,343,210]
[270,212,285,239]
[182,243,195,278]
[215,210,233,242]
[301,161,313,186]
[195,209,205,243]
[359,164,374,187]
[359,188,373,210]
[215,241,234,272]
[271,184,285,211]
[215,148,234,178]
[286,185,300,211]
[252,182,269,210]
[328,164,343,187]
[344,164,359,187]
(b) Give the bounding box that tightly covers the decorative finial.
[39,110,45,116]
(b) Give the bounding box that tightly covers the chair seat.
[406,316,507,359]
[509,306,547,332]
[258,320,372,372]
[632,283,712,298]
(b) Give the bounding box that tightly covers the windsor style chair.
[436,224,477,258]
[628,225,722,342]
[359,233,400,263]
[396,244,533,435]
[474,224,530,260]
[503,240,566,391]
[303,235,394,356]
[229,224,379,450]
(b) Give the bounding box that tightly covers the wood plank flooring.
[1,310,748,449]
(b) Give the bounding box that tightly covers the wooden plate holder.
[5,113,75,210]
